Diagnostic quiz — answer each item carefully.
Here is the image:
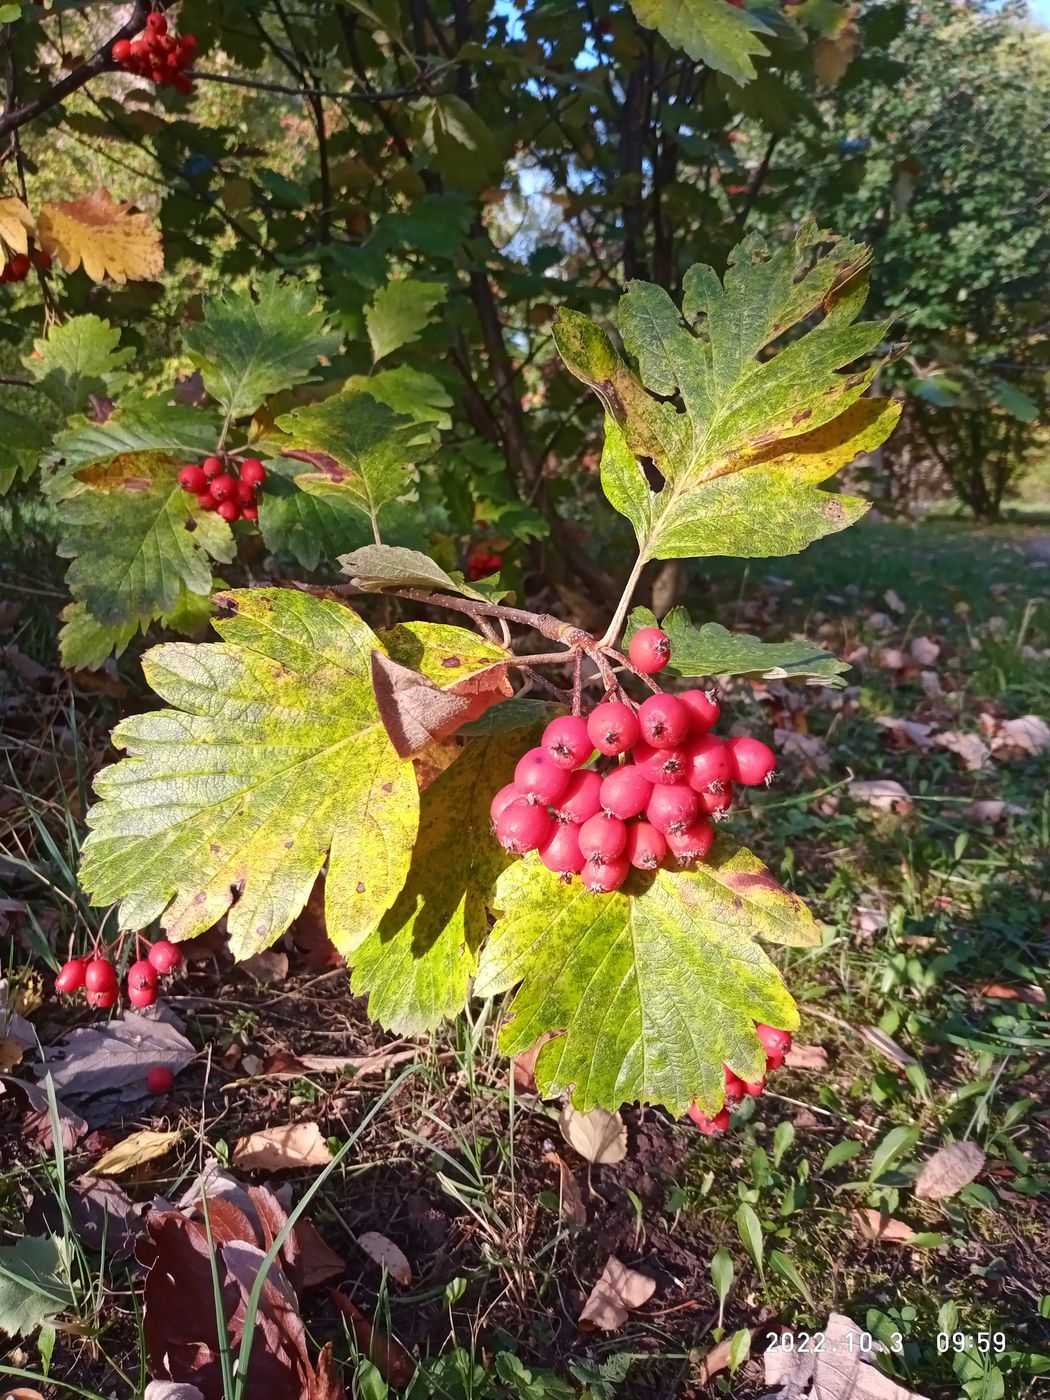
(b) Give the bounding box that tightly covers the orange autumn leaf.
[0,197,35,268]
[37,188,163,284]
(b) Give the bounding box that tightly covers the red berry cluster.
[54,939,182,1011]
[467,548,503,582]
[490,628,777,894]
[688,1024,793,1135]
[1,249,51,284]
[112,12,196,94]
[179,455,266,523]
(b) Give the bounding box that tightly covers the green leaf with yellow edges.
[79,588,419,960]
[475,840,819,1117]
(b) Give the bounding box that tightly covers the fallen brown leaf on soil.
[914,1141,985,1200]
[93,1129,181,1177]
[558,1104,627,1165]
[512,1031,558,1095]
[295,1219,345,1289]
[774,728,830,768]
[238,948,289,983]
[543,1151,587,1225]
[858,1026,917,1067]
[883,588,906,615]
[41,1013,195,1101]
[329,1289,415,1388]
[0,1076,88,1150]
[578,1256,656,1331]
[232,1122,333,1171]
[875,716,933,748]
[696,1325,765,1384]
[357,1231,412,1285]
[961,800,1028,823]
[991,714,1050,756]
[764,1312,931,1398]
[144,1383,205,1399]
[932,730,989,770]
[909,635,940,666]
[852,1209,916,1244]
[849,779,912,812]
[0,1035,25,1071]
[785,1043,829,1071]
[976,982,1046,1005]
[67,1175,145,1255]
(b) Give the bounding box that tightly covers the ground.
[1,512,1048,1400]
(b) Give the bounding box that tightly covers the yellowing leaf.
[232,1122,334,1171]
[0,196,35,266]
[814,21,860,86]
[38,188,163,284]
[92,1129,181,1177]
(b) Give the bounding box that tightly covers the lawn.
[1,513,1048,1400]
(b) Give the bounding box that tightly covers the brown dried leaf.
[0,1035,24,1072]
[92,1129,181,1177]
[883,588,906,615]
[933,730,990,770]
[849,779,912,812]
[38,188,163,283]
[852,1208,916,1244]
[232,1123,334,1172]
[371,650,497,758]
[765,1312,931,1398]
[976,982,1046,1005]
[357,1231,412,1285]
[295,1219,345,1289]
[992,714,1050,756]
[329,1289,415,1388]
[578,1256,656,1331]
[914,1141,985,1201]
[785,1043,828,1071]
[859,1026,918,1068]
[238,948,289,983]
[558,1104,627,1165]
[41,1013,195,1101]
[512,1031,558,1096]
[875,716,934,748]
[543,1151,587,1226]
[909,635,941,666]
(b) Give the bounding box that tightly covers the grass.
[1,514,1048,1398]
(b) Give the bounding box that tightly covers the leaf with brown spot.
[578,1256,656,1331]
[232,1123,334,1173]
[38,188,163,283]
[914,1141,985,1201]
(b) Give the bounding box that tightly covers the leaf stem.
[599,549,648,650]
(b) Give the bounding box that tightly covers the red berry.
[664,817,713,864]
[724,1068,746,1106]
[496,798,552,853]
[84,958,117,993]
[539,822,586,875]
[31,248,53,272]
[696,782,732,817]
[514,747,571,804]
[756,1023,792,1059]
[638,693,691,749]
[634,741,689,786]
[55,959,86,995]
[148,940,182,975]
[239,458,266,487]
[202,455,223,479]
[626,821,667,870]
[684,734,733,790]
[178,464,207,494]
[86,987,118,1010]
[112,38,132,64]
[552,770,603,824]
[541,715,593,770]
[217,500,241,523]
[197,491,219,511]
[490,782,521,827]
[628,627,671,675]
[146,11,167,33]
[146,1066,174,1094]
[646,782,699,835]
[765,1051,785,1072]
[177,33,197,62]
[679,689,720,732]
[6,253,29,281]
[236,479,256,505]
[127,959,158,992]
[582,853,630,893]
[727,736,776,786]
[210,473,238,501]
[586,701,639,756]
[688,1104,730,1135]
[173,73,195,95]
[578,812,627,863]
[128,983,157,1008]
[241,504,259,521]
[599,765,652,819]
[743,1076,766,1097]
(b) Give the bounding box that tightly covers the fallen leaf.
[37,188,163,284]
[3,1389,46,1400]
[859,1026,918,1068]
[238,948,289,983]
[785,1043,828,1071]
[0,1036,24,1072]
[852,1208,916,1244]
[329,1289,415,1388]
[543,1151,587,1225]
[909,635,940,666]
[92,1129,181,1177]
[356,1232,411,1285]
[919,670,943,698]
[914,1141,985,1201]
[232,1123,334,1172]
[933,730,990,770]
[144,1384,206,1400]
[877,647,908,670]
[578,1256,656,1331]
[774,728,830,768]
[40,1014,194,1102]
[512,1032,558,1095]
[295,1220,345,1289]
[992,714,1050,756]
[558,1104,627,1165]
[765,1312,931,1398]
[875,716,933,748]
[883,588,906,615]
[59,1176,145,1257]
[849,779,912,812]
[976,982,1046,1005]
[0,1076,88,1151]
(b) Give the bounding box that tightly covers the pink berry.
[239,458,266,487]
[86,987,118,1009]
[726,735,776,786]
[490,782,522,827]
[552,770,603,824]
[514,747,572,804]
[687,1104,730,1135]
[724,1068,746,1105]
[84,958,117,992]
[178,464,207,494]
[696,782,733,817]
[756,1023,792,1059]
[581,853,630,893]
[55,959,86,995]
[586,701,639,756]
[128,983,157,1008]
[539,822,585,875]
[578,813,628,863]
[209,473,238,502]
[637,693,691,749]
[626,820,667,870]
[148,941,182,975]
[628,627,671,675]
[146,1066,174,1094]
[202,455,223,479]
[542,715,593,770]
[679,689,720,732]
[634,741,689,787]
[664,817,714,864]
[646,782,699,835]
[496,798,553,853]
[599,765,652,819]
[684,734,733,791]
[127,959,158,992]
